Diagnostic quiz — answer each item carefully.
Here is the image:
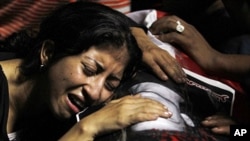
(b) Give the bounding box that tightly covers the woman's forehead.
[78,45,129,67]
[92,45,130,61]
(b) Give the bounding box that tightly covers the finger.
[143,49,186,82]
[150,17,177,34]
[132,104,173,121]
[205,115,228,120]
[135,97,167,109]
[202,116,235,127]
[134,97,173,119]
[205,114,236,124]
[211,125,230,135]
[109,98,172,125]
[108,94,141,104]
[121,96,171,116]
[114,95,167,110]
[156,32,189,48]
[150,15,188,35]
[147,59,169,80]
[133,93,142,98]
[155,55,186,83]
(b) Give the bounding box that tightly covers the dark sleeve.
[0,66,10,141]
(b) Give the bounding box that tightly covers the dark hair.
[20,1,142,83]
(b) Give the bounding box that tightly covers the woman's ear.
[40,40,55,66]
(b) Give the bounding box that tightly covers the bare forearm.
[130,27,151,50]
[212,54,250,80]
[59,118,96,141]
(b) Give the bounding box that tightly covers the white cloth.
[129,82,187,131]
[8,131,20,141]
[126,10,195,131]
[127,9,176,58]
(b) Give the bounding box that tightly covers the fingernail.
[161,75,168,81]
[203,120,209,123]
[205,116,212,120]
[177,78,183,83]
[165,111,172,117]
[181,77,187,83]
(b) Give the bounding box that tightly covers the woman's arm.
[59,95,172,141]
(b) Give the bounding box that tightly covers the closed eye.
[105,82,117,92]
[83,65,96,76]
[105,75,121,92]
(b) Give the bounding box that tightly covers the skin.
[60,94,172,141]
[130,27,187,83]
[0,0,187,84]
[0,43,172,140]
[45,46,130,118]
[201,115,236,135]
[150,15,250,80]
[0,0,186,84]
[150,15,250,135]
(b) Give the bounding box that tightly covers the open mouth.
[68,94,85,111]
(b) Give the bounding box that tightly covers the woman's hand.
[131,27,186,83]
[201,114,236,135]
[59,94,172,141]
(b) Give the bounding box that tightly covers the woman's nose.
[84,76,110,102]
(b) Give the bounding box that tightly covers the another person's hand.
[131,27,186,83]
[201,114,236,135]
[149,15,219,73]
[150,15,250,79]
[60,94,172,141]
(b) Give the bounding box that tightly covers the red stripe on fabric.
[98,0,129,5]
[0,0,72,40]
[99,1,130,11]
[0,0,33,17]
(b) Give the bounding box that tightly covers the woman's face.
[46,45,129,119]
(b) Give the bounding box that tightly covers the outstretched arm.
[150,15,250,80]
[59,95,172,141]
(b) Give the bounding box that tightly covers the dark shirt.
[0,65,9,141]
[0,52,17,141]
